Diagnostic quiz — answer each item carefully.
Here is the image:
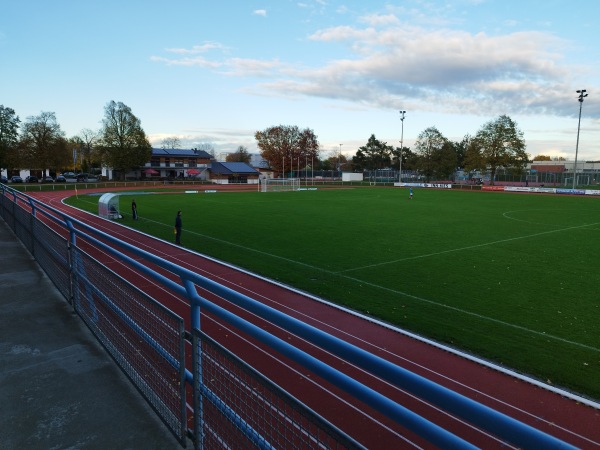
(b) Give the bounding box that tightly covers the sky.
[2,0,599,161]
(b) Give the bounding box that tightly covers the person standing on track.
[132,199,138,220]
[174,210,182,245]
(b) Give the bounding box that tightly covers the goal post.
[261,178,300,192]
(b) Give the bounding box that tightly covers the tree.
[226,146,251,163]
[352,134,393,171]
[391,145,411,173]
[413,126,448,181]
[533,155,552,161]
[463,136,486,176]
[19,111,68,174]
[99,101,152,179]
[194,143,215,158]
[434,141,459,180]
[79,128,101,172]
[255,125,319,174]
[474,115,528,185]
[161,136,181,149]
[323,151,348,171]
[0,105,20,171]
[452,135,471,169]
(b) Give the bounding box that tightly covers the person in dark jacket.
[174,210,182,245]
[132,199,138,220]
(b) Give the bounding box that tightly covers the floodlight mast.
[399,111,406,183]
[573,89,588,189]
[339,143,343,176]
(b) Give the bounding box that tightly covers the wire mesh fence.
[1,185,581,449]
[1,189,365,449]
[13,204,33,252]
[70,246,187,444]
[32,219,70,301]
[193,329,364,450]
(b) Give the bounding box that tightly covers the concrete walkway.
[0,219,184,449]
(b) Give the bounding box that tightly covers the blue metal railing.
[0,184,577,449]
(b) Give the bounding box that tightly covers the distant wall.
[342,172,363,182]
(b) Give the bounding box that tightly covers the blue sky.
[2,0,599,161]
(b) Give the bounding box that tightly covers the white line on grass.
[137,215,328,270]
[146,216,597,354]
[502,209,599,227]
[79,200,599,355]
[338,221,600,274]
[339,272,600,353]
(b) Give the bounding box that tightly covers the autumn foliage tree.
[413,126,452,181]
[226,145,251,163]
[98,101,152,179]
[462,134,486,175]
[255,125,319,174]
[473,115,528,184]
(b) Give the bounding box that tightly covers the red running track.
[28,186,600,449]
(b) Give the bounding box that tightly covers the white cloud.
[165,42,228,54]
[281,23,584,118]
[253,9,267,17]
[151,14,599,121]
[222,58,289,77]
[359,13,400,27]
[149,55,222,68]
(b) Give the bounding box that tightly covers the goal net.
[261,178,300,192]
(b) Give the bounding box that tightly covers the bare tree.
[161,136,181,149]
[196,143,215,158]
[78,128,100,171]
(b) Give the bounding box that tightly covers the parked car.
[0,175,7,184]
[25,175,39,183]
[55,175,66,182]
[62,171,75,179]
[42,176,54,183]
[10,176,23,183]
[76,173,88,182]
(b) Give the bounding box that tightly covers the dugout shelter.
[98,193,122,220]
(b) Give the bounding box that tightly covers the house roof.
[210,162,260,175]
[530,164,566,173]
[152,148,213,159]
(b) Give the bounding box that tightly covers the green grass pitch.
[66,187,600,401]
